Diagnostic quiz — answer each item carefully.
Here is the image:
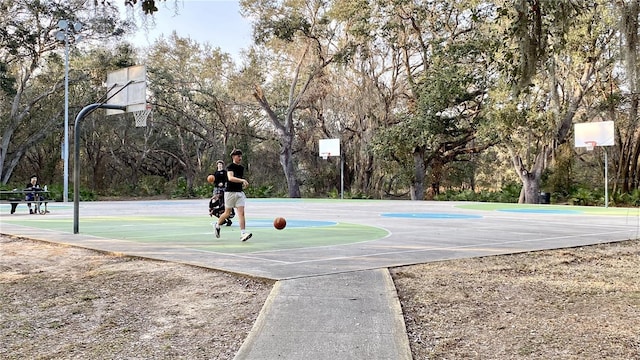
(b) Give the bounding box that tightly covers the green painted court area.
[3,216,388,254]
[457,202,640,216]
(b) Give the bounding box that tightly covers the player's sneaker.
[240,233,252,242]
[215,224,221,238]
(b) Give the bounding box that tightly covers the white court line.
[188,247,292,264]
[479,214,640,227]
[243,229,635,265]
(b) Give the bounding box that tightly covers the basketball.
[207,174,215,183]
[274,217,286,230]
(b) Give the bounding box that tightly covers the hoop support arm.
[74,103,126,234]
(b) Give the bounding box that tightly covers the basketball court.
[2,199,638,280]
[7,66,627,281]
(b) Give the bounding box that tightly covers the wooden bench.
[0,189,51,215]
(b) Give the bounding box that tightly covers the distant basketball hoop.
[574,121,615,208]
[318,138,343,199]
[134,103,152,127]
[574,121,613,148]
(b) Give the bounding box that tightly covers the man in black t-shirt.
[214,149,252,242]
[212,160,228,189]
[209,160,234,223]
[25,175,42,214]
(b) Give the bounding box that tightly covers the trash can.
[539,192,550,204]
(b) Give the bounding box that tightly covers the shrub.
[433,182,520,203]
[570,187,597,206]
[246,185,275,198]
[138,176,167,196]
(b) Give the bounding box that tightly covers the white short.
[224,191,246,208]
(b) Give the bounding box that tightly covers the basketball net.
[585,141,597,152]
[321,152,330,160]
[133,104,152,127]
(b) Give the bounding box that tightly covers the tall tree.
[615,0,640,194]
[491,0,617,203]
[0,0,128,184]
[241,0,355,197]
[367,0,497,200]
[319,0,406,197]
[146,33,243,193]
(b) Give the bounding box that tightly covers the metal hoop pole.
[604,149,608,208]
[74,103,125,234]
[63,34,70,203]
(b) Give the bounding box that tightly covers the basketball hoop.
[321,152,330,160]
[585,141,597,152]
[133,104,151,127]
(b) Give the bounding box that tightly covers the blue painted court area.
[456,203,636,216]
[243,219,337,228]
[497,208,582,215]
[381,212,482,219]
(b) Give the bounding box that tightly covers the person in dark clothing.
[208,160,234,225]
[212,160,228,189]
[214,149,252,242]
[25,175,42,214]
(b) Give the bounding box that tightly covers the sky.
[118,0,254,60]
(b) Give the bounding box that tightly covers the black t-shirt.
[213,170,227,189]
[26,182,41,191]
[226,162,244,192]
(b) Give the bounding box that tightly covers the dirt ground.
[392,239,640,359]
[0,236,272,360]
[2,235,639,359]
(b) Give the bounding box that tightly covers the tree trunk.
[509,145,548,204]
[626,94,640,191]
[520,173,541,204]
[430,159,444,196]
[279,132,301,198]
[253,85,303,198]
[411,149,426,200]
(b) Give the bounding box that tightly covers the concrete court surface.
[1,198,639,280]
[2,199,639,359]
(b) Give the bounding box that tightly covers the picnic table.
[0,188,50,215]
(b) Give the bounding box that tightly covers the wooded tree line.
[3,0,640,204]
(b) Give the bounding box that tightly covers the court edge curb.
[233,281,282,359]
[381,268,413,360]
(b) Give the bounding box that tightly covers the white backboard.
[105,65,147,115]
[319,139,340,157]
[574,121,614,147]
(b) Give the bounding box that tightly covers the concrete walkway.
[235,270,411,360]
[2,199,638,359]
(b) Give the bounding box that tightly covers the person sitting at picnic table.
[25,175,43,214]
